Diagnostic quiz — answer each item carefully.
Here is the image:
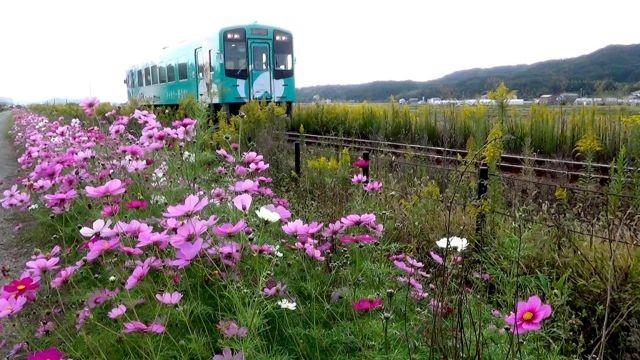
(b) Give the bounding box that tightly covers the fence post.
[294,142,301,177]
[362,151,370,180]
[475,163,489,236]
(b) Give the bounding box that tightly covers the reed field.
[289,102,640,163]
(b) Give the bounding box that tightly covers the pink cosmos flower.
[249,161,269,172]
[80,97,100,117]
[163,195,209,217]
[0,296,27,318]
[339,234,377,244]
[213,220,247,237]
[352,297,383,312]
[85,179,126,198]
[231,179,259,193]
[282,219,323,237]
[170,219,208,247]
[504,295,553,334]
[363,180,383,192]
[340,213,377,227]
[102,203,120,217]
[124,263,150,290]
[232,194,252,213]
[263,281,286,297]
[169,238,203,268]
[210,242,242,267]
[155,291,182,305]
[86,238,120,261]
[123,321,165,334]
[2,276,39,301]
[216,148,235,163]
[25,257,60,275]
[43,189,76,213]
[108,304,127,319]
[234,165,248,176]
[242,151,263,164]
[27,347,64,360]
[429,251,444,265]
[351,174,367,184]
[217,320,248,338]
[51,265,80,288]
[213,348,245,360]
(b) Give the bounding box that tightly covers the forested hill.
[297,44,640,102]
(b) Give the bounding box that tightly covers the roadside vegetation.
[0,92,638,359]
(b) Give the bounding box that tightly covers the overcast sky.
[1,0,638,103]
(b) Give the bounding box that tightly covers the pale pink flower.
[80,97,100,117]
[0,296,27,318]
[108,304,127,319]
[85,179,126,198]
[232,194,252,213]
[25,257,60,275]
[155,291,182,305]
[163,195,209,217]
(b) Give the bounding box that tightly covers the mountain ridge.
[297,44,640,102]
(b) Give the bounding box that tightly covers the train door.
[195,47,211,103]
[248,42,273,100]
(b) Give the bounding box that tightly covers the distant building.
[537,95,557,105]
[557,93,579,105]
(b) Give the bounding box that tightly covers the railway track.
[283,132,634,182]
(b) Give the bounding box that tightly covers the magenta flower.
[232,194,253,213]
[80,97,100,117]
[504,295,553,334]
[213,348,245,360]
[85,179,126,198]
[163,195,209,217]
[2,276,39,301]
[352,297,383,312]
[155,291,183,305]
[213,220,247,237]
[217,320,248,338]
[353,158,369,168]
[0,296,27,318]
[125,199,148,210]
[108,304,127,319]
[27,347,64,360]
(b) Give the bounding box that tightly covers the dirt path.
[0,110,32,274]
[0,111,34,356]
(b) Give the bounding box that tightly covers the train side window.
[178,61,188,80]
[129,71,135,88]
[144,67,151,86]
[167,63,176,82]
[137,69,143,87]
[159,66,167,84]
[151,65,158,85]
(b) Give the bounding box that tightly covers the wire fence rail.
[282,133,640,247]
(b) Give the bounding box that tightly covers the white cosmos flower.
[277,299,297,310]
[80,219,116,238]
[255,206,281,222]
[436,236,468,252]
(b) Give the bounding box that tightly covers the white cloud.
[1,0,638,103]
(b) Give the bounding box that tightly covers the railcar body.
[125,24,295,112]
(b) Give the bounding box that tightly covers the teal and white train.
[125,24,295,113]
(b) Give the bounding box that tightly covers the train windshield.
[274,30,293,79]
[224,29,248,79]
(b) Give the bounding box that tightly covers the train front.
[217,24,295,112]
